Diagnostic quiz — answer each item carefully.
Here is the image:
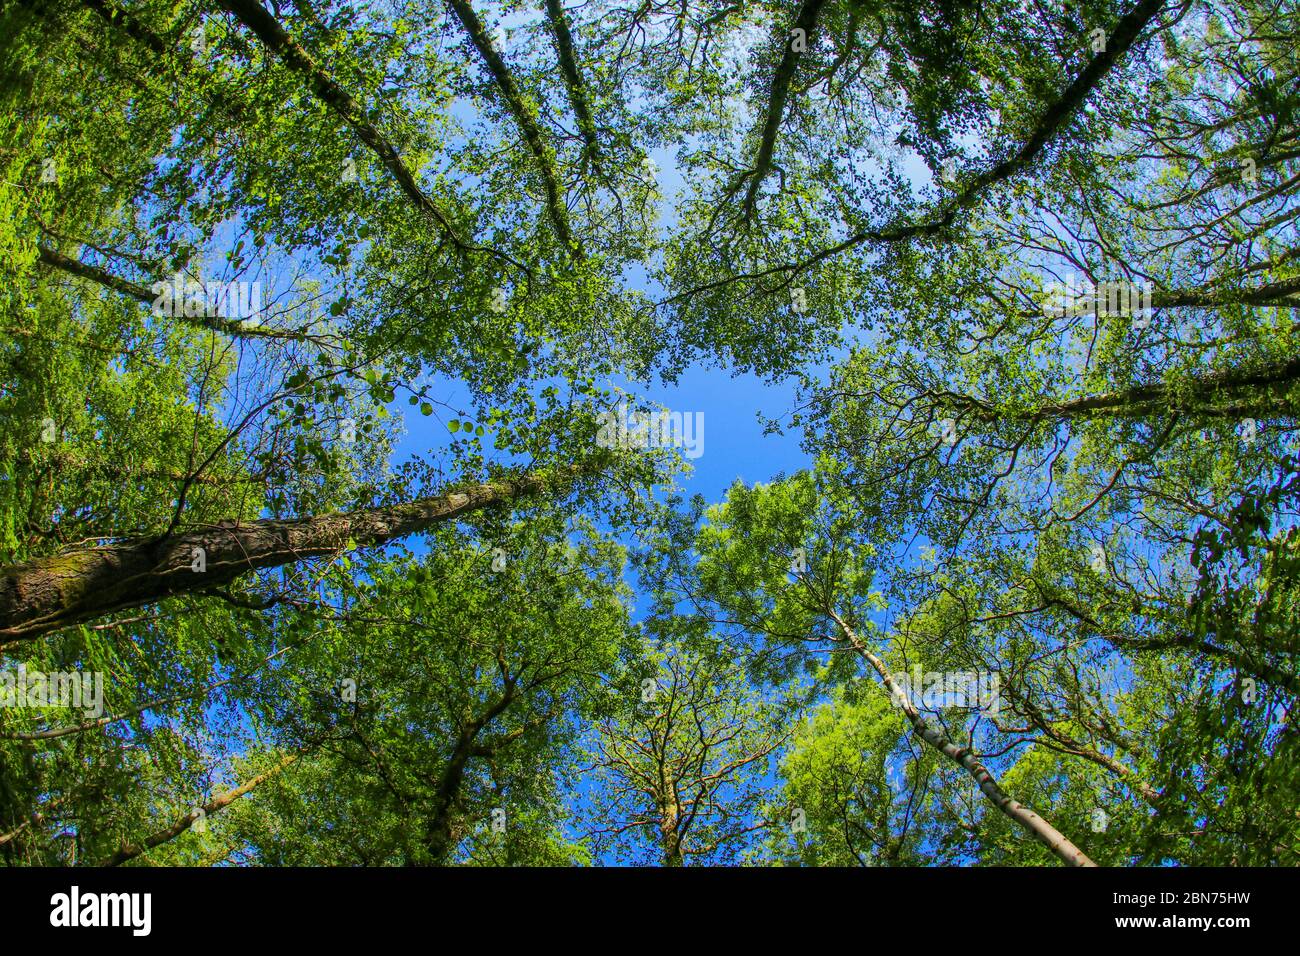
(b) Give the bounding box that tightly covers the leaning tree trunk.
[827,609,1098,867]
[0,463,596,644]
[101,750,301,866]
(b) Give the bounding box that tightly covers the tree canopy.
[1,0,1296,867]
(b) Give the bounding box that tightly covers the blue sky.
[388,360,811,507]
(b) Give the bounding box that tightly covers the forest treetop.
[1,0,1296,866]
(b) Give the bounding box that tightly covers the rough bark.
[422,681,519,865]
[543,0,603,175]
[0,464,596,643]
[658,774,683,866]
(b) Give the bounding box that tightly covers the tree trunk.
[422,682,519,865]
[101,751,300,866]
[827,609,1098,867]
[542,0,604,174]
[445,0,579,256]
[659,779,683,867]
[0,464,595,643]
[740,0,829,218]
[214,0,467,247]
